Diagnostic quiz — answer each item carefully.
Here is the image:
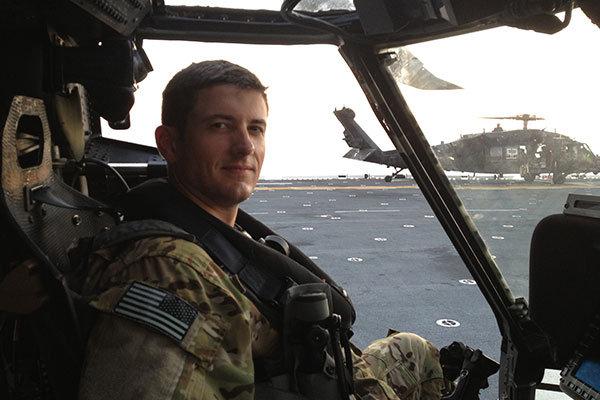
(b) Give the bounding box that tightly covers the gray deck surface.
[241,177,600,399]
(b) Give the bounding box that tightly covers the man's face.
[166,84,267,210]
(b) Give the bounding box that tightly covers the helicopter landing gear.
[552,173,566,184]
[385,168,405,182]
[522,173,536,183]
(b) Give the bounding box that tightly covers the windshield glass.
[100,12,600,395]
[384,9,600,299]
[163,0,355,12]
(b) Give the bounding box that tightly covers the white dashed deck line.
[347,257,363,262]
[276,211,286,214]
[424,215,435,219]
[502,224,514,228]
[302,227,314,231]
[469,209,520,212]
[334,209,403,214]
[374,238,387,242]
[491,236,505,240]
[459,279,477,285]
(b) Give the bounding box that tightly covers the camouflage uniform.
[79,235,444,399]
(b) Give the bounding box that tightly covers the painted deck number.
[436,319,460,328]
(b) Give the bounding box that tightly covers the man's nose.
[232,127,255,155]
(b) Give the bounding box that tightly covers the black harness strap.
[199,224,292,312]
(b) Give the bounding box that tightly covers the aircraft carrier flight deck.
[243,176,600,398]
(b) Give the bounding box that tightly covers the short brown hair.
[161,60,268,133]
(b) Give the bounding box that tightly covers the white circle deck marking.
[403,224,415,228]
[331,217,341,220]
[491,236,505,240]
[302,227,314,231]
[276,211,286,214]
[374,238,387,241]
[436,319,460,328]
[459,279,477,285]
[502,224,514,228]
[347,257,363,262]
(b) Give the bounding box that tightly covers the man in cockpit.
[78,60,444,400]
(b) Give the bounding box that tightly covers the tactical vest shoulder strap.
[90,219,195,251]
[84,218,291,328]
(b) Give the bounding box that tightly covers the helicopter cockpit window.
[163,0,356,12]
[383,8,600,300]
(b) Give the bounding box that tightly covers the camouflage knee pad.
[355,332,444,400]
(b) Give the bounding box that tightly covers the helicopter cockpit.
[2,1,600,399]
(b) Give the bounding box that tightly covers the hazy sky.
[104,8,600,179]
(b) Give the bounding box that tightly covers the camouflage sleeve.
[353,332,445,400]
[79,236,269,400]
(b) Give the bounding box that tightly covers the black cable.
[83,157,131,192]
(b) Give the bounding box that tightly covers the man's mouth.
[223,164,254,173]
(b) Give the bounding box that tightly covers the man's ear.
[155,125,178,164]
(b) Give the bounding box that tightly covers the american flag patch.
[114,282,198,342]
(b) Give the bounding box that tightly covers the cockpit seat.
[529,195,600,368]
[0,95,117,398]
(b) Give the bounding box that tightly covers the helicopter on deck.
[336,108,600,184]
[434,114,600,184]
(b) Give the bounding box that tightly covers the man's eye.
[249,125,265,134]
[213,122,228,129]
